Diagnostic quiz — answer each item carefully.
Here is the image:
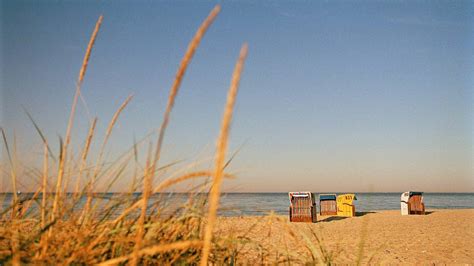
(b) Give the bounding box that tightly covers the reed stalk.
[200,43,248,266]
[84,95,133,221]
[1,128,18,205]
[52,15,103,221]
[100,240,203,266]
[41,142,48,228]
[75,118,97,195]
[37,142,49,259]
[128,6,220,264]
[111,171,234,224]
[149,4,221,193]
[131,143,153,266]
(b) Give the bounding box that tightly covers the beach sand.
[215,209,474,264]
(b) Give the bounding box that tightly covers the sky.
[1,1,473,192]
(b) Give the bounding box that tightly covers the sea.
[1,192,473,217]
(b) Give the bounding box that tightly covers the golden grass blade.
[131,142,154,266]
[105,95,134,140]
[1,128,18,204]
[36,142,50,258]
[89,95,133,188]
[75,118,97,194]
[111,171,234,224]
[20,187,41,218]
[223,139,248,170]
[84,95,133,221]
[154,171,235,193]
[11,223,20,266]
[200,43,248,266]
[11,133,21,266]
[129,6,220,263]
[23,108,57,161]
[52,15,103,220]
[41,142,48,228]
[99,241,203,266]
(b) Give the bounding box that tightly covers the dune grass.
[0,5,343,265]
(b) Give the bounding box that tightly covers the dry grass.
[0,5,337,265]
[201,43,248,266]
[52,15,104,223]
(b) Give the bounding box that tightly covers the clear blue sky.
[1,1,473,192]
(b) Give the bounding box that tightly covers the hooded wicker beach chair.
[401,191,425,215]
[336,194,357,217]
[319,194,337,216]
[288,192,317,223]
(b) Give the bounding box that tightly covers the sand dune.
[215,209,474,264]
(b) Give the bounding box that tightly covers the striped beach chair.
[319,194,337,216]
[288,192,317,223]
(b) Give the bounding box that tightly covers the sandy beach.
[215,209,474,264]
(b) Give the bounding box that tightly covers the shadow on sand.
[355,211,376,217]
[319,216,348,222]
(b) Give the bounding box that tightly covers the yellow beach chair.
[336,194,357,217]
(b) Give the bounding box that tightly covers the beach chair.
[319,194,337,216]
[336,194,357,217]
[288,192,317,223]
[400,191,425,215]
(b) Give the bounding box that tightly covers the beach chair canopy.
[288,192,314,202]
[337,194,357,203]
[319,194,337,201]
[401,191,423,200]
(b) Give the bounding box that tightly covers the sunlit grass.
[0,5,338,265]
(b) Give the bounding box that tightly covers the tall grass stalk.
[100,240,203,266]
[131,143,153,266]
[41,142,48,228]
[52,15,103,221]
[1,128,18,205]
[37,142,49,259]
[75,118,97,195]
[109,3,221,231]
[84,95,133,221]
[149,4,221,187]
[200,43,248,266]
[24,109,56,162]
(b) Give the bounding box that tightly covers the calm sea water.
[1,192,473,217]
